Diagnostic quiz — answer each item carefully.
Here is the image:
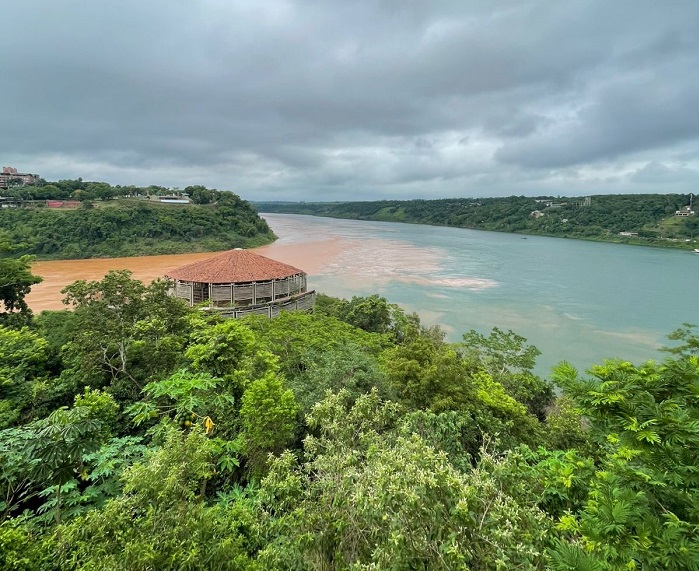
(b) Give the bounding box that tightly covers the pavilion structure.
[165,249,315,318]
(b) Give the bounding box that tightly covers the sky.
[2,1,699,201]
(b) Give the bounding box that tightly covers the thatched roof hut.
[166,249,315,318]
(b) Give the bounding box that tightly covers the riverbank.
[256,194,699,251]
[26,229,348,312]
[1,198,275,260]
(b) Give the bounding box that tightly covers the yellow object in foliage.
[204,416,215,435]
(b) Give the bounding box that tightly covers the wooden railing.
[214,290,316,319]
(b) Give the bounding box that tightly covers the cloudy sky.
[2,1,698,201]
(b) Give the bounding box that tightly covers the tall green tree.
[550,357,699,570]
[258,390,552,570]
[0,235,42,326]
[240,373,298,477]
[60,271,190,402]
[461,327,554,420]
[0,326,50,428]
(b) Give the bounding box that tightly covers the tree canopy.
[0,279,697,570]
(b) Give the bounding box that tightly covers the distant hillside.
[0,195,275,259]
[256,194,699,249]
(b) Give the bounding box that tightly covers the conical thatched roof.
[166,249,305,283]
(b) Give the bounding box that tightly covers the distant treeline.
[257,194,699,248]
[1,178,226,205]
[0,195,275,259]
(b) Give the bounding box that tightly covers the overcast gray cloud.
[2,0,698,200]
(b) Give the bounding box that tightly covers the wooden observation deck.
[166,249,315,318]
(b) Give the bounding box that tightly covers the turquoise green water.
[262,213,699,378]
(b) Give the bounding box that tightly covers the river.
[28,213,699,377]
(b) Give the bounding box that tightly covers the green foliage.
[244,311,389,381]
[662,322,699,357]
[258,390,552,570]
[59,427,256,570]
[0,196,274,260]
[288,342,394,415]
[129,369,243,478]
[60,271,190,401]
[380,332,473,411]
[462,326,541,374]
[240,374,299,477]
[0,238,42,325]
[79,436,147,504]
[33,310,77,358]
[0,425,38,519]
[550,357,699,570]
[380,330,541,450]
[0,326,50,428]
[27,390,117,488]
[316,293,424,342]
[186,315,276,387]
[318,293,398,335]
[491,446,596,519]
[461,327,554,420]
[543,395,595,454]
[396,409,478,472]
[132,369,234,426]
[0,390,119,525]
[0,515,53,571]
[1,265,697,570]
[257,192,699,249]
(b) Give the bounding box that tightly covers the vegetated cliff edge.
[256,193,699,250]
[0,195,275,260]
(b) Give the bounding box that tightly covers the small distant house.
[530,210,545,218]
[619,232,639,237]
[0,197,22,208]
[166,249,315,319]
[675,206,695,217]
[159,195,191,204]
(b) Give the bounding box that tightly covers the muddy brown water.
[27,233,344,312]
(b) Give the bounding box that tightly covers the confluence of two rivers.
[28,213,699,377]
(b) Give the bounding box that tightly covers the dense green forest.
[1,256,699,570]
[0,194,275,259]
[257,194,699,249]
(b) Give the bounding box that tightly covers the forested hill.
[0,196,275,259]
[257,193,699,249]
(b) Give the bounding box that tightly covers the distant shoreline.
[255,194,699,252]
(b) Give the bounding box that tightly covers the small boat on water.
[693,249,699,253]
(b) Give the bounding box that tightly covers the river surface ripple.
[28,213,699,378]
